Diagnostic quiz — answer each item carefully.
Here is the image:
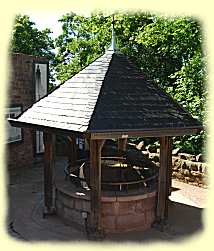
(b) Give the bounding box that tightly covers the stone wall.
[171,153,208,187]
[55,182,157,234]
[6,53,47,169]
[101,191,157,233]
[140,144,208,188]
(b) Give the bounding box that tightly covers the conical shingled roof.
[9,47,202,137]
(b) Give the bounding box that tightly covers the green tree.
[169,52,207,155]
[136,17,204,87]
[54,11,111,82]
[54,11,207,155]
[10,14,54,60]
[10,14,55,85]
[54,11,154,82]
[136,16,207,155]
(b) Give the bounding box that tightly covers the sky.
[28,12,66,39]
[27,9,94,39]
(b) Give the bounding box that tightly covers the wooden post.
[118,138,127,152]
[43,132,55,216]
[167,137,173,197]
[165,136,172,219]
[89,139,105,237]
[153,136,172,229]
[68,137,77,166]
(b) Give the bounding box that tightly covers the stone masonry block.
[102,201,119,215]
[81,199,91,213]
[102,215,116,231]
[190,162,200,171]
[135,199,146,213]
[135,197,156,213]
[145,210,155,223]
[133,212,146,226]
[62,205,85,226]
[116,214,134,229]
[118,201,135,215]
[59,192,75,208]
[74,198,83,211]
[101,196,117,202]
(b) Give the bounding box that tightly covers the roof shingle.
[9,48,202,136]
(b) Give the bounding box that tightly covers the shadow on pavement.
[6,157,205,242]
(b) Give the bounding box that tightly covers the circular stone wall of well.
[101,190,157,233]
[55,180,157,234]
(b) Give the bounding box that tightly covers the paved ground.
[5,156,208,243]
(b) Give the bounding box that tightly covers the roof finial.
[109,14,118,51]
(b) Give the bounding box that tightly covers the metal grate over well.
[65,153,159,192]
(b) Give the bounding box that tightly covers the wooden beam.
[89,139,105,234]
[156,136,172,222]
[8,118,202,139]
[43,132,54,213]
[90,127,202,139]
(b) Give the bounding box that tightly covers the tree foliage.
[53,12,112,82]
[10,14,55,85]
[54,11,207,155]
[135,15,207,155]
[10,14,55,61]
[10,11,207,155]
[54,11,155,82]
